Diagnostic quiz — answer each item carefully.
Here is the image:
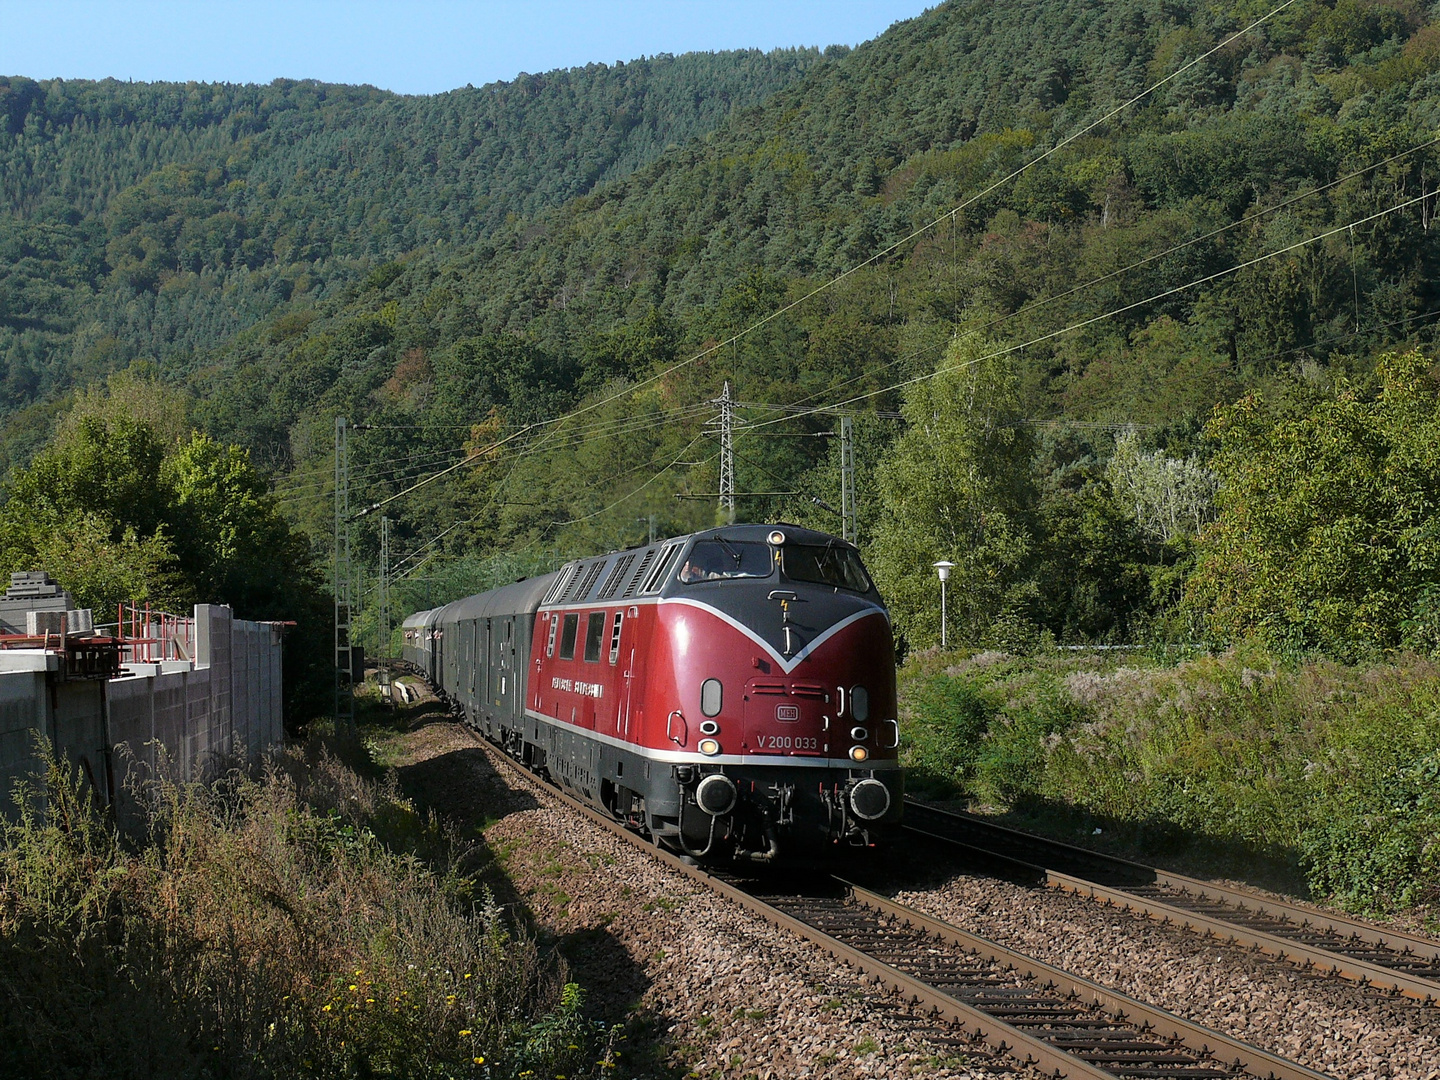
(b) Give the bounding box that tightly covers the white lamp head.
[932,560,955,582]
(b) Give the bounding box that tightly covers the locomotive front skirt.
[403,523,903,861]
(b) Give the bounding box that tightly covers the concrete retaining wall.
[0,604,284,814]
[107,605,284,787]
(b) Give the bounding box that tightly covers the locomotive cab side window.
[640,542,682,593]
[678,539,773,583]
[583,612,606,662]
[558,613,579,660]
[608,612,624,664]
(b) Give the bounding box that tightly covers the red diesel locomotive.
[401,523,903,861]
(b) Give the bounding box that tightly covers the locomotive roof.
[686,522,851,548]
[538,523,858,608]
[404,525,859,624]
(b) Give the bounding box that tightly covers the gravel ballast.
[387,720,1001,1079]
[887,858,1440,1080]
[384,714,1438,1080]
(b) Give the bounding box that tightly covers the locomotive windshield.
[782,543,872,592]
[677,539,774,582]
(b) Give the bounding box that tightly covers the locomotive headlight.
[698,738,722,756]
[849,745,869,763]
[767,530,786,545]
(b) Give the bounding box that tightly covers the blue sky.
[0,2,929,95]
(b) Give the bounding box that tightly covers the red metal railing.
[116,602,195,664]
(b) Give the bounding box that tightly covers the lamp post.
[933,560,955,650]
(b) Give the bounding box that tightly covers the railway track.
[473,736,1331,1080]
[902,800,1440,1006]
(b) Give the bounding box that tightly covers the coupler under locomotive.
[648,763,904,862]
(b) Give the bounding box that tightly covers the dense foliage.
[0,371,329,721]
[10,1,1440,673]
[899,646,1440,917]
[0,743,605,1079]
[82,0,1430,657]
[1186,348,1440,656]
[0,48,825,468]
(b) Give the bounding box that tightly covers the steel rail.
[839,882,1330,1080]
[903,800,1440,1005]
[465,733,1330,1079]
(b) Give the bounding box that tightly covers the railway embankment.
[381,682,1437,1080]
[898,645,1440,933]
[0,713,596,1080]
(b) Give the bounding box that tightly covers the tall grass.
[899,646,1440,918]
[0,742,606,1079]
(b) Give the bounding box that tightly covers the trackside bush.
[0,744,606,1080]
[898,648,1440,917]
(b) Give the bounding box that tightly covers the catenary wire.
[746,185,1440,428]
[744,135,1440,423]
[337,1,1299,520]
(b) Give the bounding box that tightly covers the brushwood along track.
[903,800,1440,1006]
[478,742,1329,1080]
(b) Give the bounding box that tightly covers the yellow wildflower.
[459,1029,472,1036]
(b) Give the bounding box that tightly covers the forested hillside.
[7,0,1440,914]
[9,0,1440,660]
[154,0,1440,652]
[0,47,827,464]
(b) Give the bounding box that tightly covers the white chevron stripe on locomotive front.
[656,597,889,675]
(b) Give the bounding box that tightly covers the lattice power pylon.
[839,413,857,544]
[716,381,736,525]
[333,416,355,733]
[378,515,391,666]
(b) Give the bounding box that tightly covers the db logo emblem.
[775,705,799,721]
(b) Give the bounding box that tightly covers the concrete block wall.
[107,605,285,791]
[0,668,50,808]
[0,663,108,810]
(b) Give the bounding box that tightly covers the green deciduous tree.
[869,333,1035,649]
[1185,349,1440,655]
[0,378,326,723]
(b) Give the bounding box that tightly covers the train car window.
[608,612,624,664]
[583,612,606,662]
[640,542,682,593]
[782,544,872,592]
[545,615,558,658]
[678,540,773,583]
[558,613,579,660]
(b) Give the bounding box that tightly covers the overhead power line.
[750,185,1440,428]
[329,1,1298,524]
